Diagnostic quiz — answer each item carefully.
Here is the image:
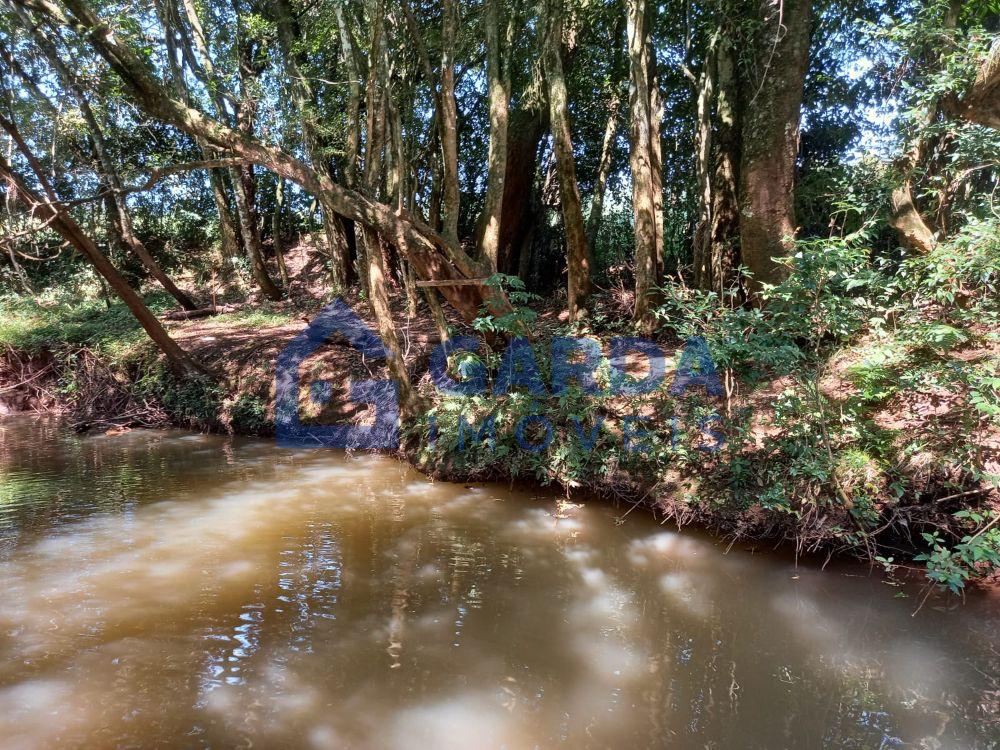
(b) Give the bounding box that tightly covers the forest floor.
[1,236,998,586]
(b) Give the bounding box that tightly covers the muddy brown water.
[0,416,997,749]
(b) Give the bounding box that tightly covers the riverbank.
[2,268,998,591]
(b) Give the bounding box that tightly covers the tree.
[480,0,515,270]
[627,0,662,329]
[542,0,591,321]
[15,0,514,325]
[272,0,351,290]
[4,13,199,310]
[0,140,205,375]
[738,0,813,298]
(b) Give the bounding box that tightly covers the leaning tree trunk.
[10,13,198,310]
[889,0,965,254]
[738,0,812,300]
[0,154,205,375]
[627,0,663,331]
[32,0,514,326]
[586,93,621,253]
[542,0,591,321]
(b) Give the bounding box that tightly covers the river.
[0,417,996,748]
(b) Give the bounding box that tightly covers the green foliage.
[472,274,540,336]
[228,394,270,434]
[149,368,225,429]
[917,511,1000,594]
[0,291,170,356]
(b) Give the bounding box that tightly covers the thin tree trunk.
[35,0,514,325]
[586,95,620,253]
[423,287,450,342]
[274,0,349,290]
[232,11,281,301]
[163,0,242,266]
[358,0,414,410]
[273,175,290,287]
[586,15,625,253]
[202,170,238,260]
[542,0,590,321]
[627,0,662,331]
[232,167,280,299]
[738,0,812,299]
[439,0,461,243]
[332,2,363,286]
[334,2,363,189]
[707,33,741,297]
[692,30,718,292]
[11,13,198,310]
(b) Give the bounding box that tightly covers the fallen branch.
[161,303,238,321]
[414,278,489,288]
[0,362,54,394]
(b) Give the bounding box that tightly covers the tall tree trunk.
[738,0,812,299]
[691,30,718,292]
[691,26,741,297]
[332,1,363,283]
[162,0,242,267]
[586,94,620,252]
[627,0,662,331]
[479,0,513,270]
[586,15,625,253]
[494,105,547,275]
[209,169,241,259]
[232,164,280,299]
[273,0,350,290]
[439,0,461,243]
[0,153,204,375]
[163,0,273,298]
[542,0,590,321]
[470,29,548,279]
[232,7,282,301]
[358,0,414,410]
[334,2,363,189]
[707,33,741,297]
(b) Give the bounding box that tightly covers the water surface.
[0,417,997,748]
